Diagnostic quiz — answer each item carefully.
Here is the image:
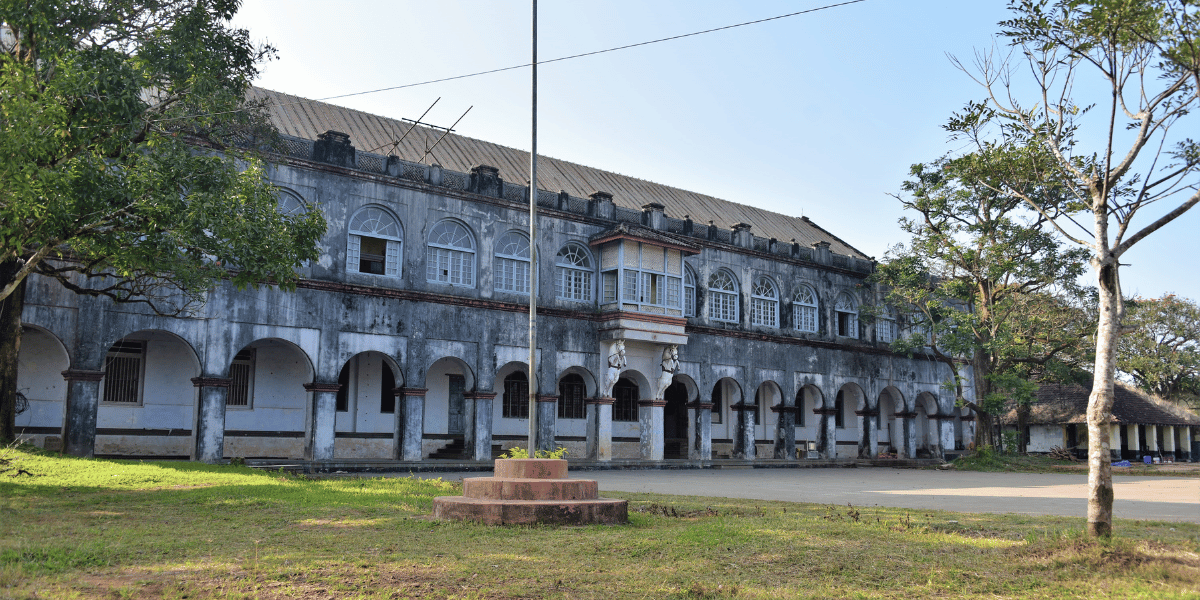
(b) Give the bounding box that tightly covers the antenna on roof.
[374,97,441,156]
[419,105,473,165]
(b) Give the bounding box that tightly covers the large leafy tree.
[944,0,1199,536]
[0,0,326,443]
[874,157,1092,453]
[1117,295,1200,408]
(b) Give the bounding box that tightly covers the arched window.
[793,284,818,333]
[877,307,897,343]
[613,378,639,422]
[835,292,858,338]
[426,220,476,287]
[558,373,586,419]
[683,265,697,317]
[277,189,306,216]
[555,244,592,302]
[494,231,531,294]
[707,270,739,323]
[502,371,529,419]
[347,206,403,277]
[750,277,779,328]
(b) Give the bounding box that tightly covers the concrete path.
[418,468,1200,522]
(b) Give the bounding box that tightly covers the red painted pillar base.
[432,459,627,525]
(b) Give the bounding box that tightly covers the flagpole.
[526,0,539,455]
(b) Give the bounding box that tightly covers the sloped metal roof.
[250,88,869,259]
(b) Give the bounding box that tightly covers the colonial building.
[15,88,976,464]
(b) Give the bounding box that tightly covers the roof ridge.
[251,87,871,260]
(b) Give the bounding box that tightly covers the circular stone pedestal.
[432,459,628,525]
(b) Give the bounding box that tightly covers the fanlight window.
[347,207,403,277]
[494,231,531,294]
[555,244,592,302]
[426,220,476,287]
[835,292,858,338]
[793,285,818,333]
[708,270,739,323]
[684,265,697,317]
[750,277,779,328]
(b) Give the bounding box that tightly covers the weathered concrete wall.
[18,139,972,462]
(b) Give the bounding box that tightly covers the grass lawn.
[2,445,1198,599]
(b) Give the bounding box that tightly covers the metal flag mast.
[526,0,539,455]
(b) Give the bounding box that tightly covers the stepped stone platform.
[432,459,628,525]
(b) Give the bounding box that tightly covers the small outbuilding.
[1010,383,1199,462]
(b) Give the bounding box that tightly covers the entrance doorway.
[663,381,689,459]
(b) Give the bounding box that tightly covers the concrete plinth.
[433,458,627,525]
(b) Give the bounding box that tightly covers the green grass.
[2,444,1198,599]
[950,447,1199,475]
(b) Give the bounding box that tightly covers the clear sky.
[231,0,1199,301]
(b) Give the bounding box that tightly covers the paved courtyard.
[420,467,1199,522]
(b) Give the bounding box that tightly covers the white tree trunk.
[1086,252,1120,537]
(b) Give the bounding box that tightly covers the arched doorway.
[15,325,70,449]
[663,380,690,459]
[96,330,200,457]
[224,337,313,459]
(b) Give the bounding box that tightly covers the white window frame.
[793,284,819,333]
[750,276,779,328]
[708,270,740,323]
[877,307,897,343]
[494,230,532,294]
[684,265,697,317]
[614,243,682,312]
[347,206,403,277]
[835,292,859,339]
[426,220,476,287]
[555,244,593,302]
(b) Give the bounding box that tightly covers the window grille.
[494,231,531,294]
[707,270,739,323]
[426,220,475,287]
[793,285,819,333]
[558,374,586,420]
[227,349,254,407]
[555,244,592,302]
[835,292,858,338]
[878,308,897,343]
[102,340,144,404]
[502,372,529,419]
[613,378,639,422]
[750,277,779,327]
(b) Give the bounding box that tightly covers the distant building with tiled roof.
[1009,383,1198,461]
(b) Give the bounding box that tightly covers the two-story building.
[14,88,976,463]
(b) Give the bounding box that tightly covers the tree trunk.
[970,352,997,450]
[1087,256,1120,538]
[0,260,26,444]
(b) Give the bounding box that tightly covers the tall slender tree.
[0,0,326,443]
[944,0,1200,536]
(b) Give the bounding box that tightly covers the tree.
[0,0,327,443]
[873,157,1092,453]
[944,0,1200,537]
[1117,295,1200,406]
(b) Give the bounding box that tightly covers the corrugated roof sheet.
[250,87,869,259]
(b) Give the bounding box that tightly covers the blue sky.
[231,0,1200,301]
